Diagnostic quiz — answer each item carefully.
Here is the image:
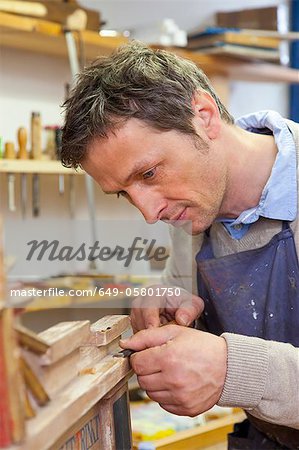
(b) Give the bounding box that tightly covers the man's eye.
[143,168,156,179]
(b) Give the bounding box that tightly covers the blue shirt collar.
[220,110,297,238]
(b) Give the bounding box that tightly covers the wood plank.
[0,1,100,31]
[3,310,25,444]
[22,337,120,397]
[38,320,91,365]
[0,311,12,447]
[35,316,129,366]
[10,357,132,450]
[20,356,49,406]
[0,11,128,60]
[1,11,298,83]
[0,159,83,175]
[16,323,50,354]
[153,46,299,83]
[48,403,103,450]
[89,315,131,346]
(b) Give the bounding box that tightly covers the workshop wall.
[0,0,290,280]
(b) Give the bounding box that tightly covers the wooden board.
[51,382,132,450]
[0,1,101,31]
[35,315,130,365]
[3,310,25,443]
[0,159,83,175]
[0,12,128,60]
[10,357,132,450]
[1,12,299,85]
[89,315,131,346]
[38,320,91,365]
[22,337,120,397]
[0,311,12,447]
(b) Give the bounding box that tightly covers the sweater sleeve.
[217,333,299,429]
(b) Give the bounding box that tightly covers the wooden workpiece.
[6,315,133,450]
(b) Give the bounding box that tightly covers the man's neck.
[218,125,278,219]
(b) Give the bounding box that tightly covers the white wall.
[0,0,290,280]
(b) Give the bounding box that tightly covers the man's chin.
[166,218,212,235]
[191,220,212,235]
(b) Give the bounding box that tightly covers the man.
[61,42,299,449]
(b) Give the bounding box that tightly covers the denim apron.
[196,222,299,449]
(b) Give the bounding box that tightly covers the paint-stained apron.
[196,222,299,449]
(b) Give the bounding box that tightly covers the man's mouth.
[163,208,187,224]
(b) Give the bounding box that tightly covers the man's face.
[82,118,227,235]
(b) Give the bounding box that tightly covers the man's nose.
[128,189,166,224]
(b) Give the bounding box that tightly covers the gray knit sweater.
[162,118,299,429]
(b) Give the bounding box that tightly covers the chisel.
[17,127,28,219]
[113,348,136,358]
[4,142,16,212]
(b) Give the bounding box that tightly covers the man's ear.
[191,90,221,140]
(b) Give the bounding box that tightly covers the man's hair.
[61,41,234,169]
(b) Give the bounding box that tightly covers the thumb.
[120,325,179,351]
[175,294,204,326]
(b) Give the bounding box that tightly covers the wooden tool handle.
[17,127,28,160]
[31,112,42,160]
[4,142,15,159]
[0,1,47,17]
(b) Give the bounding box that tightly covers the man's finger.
[143,308,162,328]
[138,372,167,391]
[120,324,179,351]
[130,307,161,333]
[159,403,188,416]
[130,347,162,375]
[146,390,177,405]
[175,294,204,326]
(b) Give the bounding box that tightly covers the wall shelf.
[1,11,299,85]
[0,159,84,175]
[0,11,128,60]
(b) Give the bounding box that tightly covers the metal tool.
[113,349,135,358]
[32,174,40,217]
[55,127,65,196]
[17,127,28,219]
[65,30,97,270]
[4,142,16,212]
[31,112,42,216]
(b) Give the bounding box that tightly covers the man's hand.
[120,325,227,416]
[130,285,204,333]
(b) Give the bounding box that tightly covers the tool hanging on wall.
[4,142,16,212]
[65,30,97,269]
[17,127,28,219]
[31,112,42,217]
[64,82,75,218]
[55,127,65,196]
